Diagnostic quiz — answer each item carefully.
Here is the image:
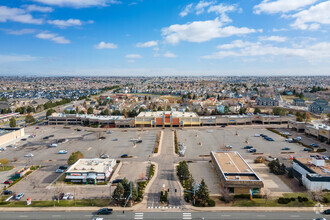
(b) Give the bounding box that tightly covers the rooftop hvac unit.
[235,176,239,180]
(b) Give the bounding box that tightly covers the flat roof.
[295,158,330,177]
[66,158,116,173]
[50,113,124,120]
[211,151,261,181]
[137,111,199,118]
[307,124,330,131]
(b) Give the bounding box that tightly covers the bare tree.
[220,188,232,203]
[54,183,65,204]
[95,131,102,139]
[96,148,107,158]
[309,190,323,202]
[263,189,272,203]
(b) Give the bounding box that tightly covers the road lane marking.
[52,215,61,218]
[221,215,231,217]
[183,213,191,220]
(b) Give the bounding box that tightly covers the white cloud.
[163,52,177,58]
[94,41,117,49]
[272,28,287,32]
[31,0,121,8]
[0,54,38,64]
[291,1,330,30]
[24,4,53,13]
[254,0,318,14]
[136,41,158,48]
[217,40,257,49]
[3,29,36,35]
[125,54,142,59]
[208,3,237,23]
[162,18,260,44]
[179,3,193,17]
[195,1,214,15]
[260,36,287,42]
[48,19,82,28]
[0,6,43,24]
[203,40,330,61]
[36,32,70,44]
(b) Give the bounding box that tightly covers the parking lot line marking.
[87,147,92,151]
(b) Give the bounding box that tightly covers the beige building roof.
[137,111,198,118]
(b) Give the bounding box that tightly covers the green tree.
[0,97,8,101]
[254,108,261,114]
[103,109,110,115]
[0,158,10,170]
[26,106,34,113]
[46,109,55,118]
[67,151,84,165]
[25,115,36,124]
[166,106,172,111]
[177,161,190,181]
[87,107,94,114]
[195,179,210,207]
[157,106,163,111]
[9,117,16,128]
[112,182,125,201]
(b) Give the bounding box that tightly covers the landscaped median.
[7,165,40,189]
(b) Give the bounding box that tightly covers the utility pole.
[123,181,132,208]
[184,182,200,206]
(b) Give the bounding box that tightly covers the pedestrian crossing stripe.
[147,206,179,209]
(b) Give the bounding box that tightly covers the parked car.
[121,154,128,158]
[4,180,13,184]
[248,148,256,153]
[59,192,65,200]
[6,145,13,148]
[323,209,330,214]
[304,148,312,152]
[107,130,113,134]
[112,179,123,184]
[21,138,27,141]
[322,155,329,160]
[96,208,113,215]
[49,135,55,137]
[56,169,64,173]
[225,145,233,149]
[265,137,274,141]
[254,134,260,137]
[77,129,82,132]
[310,143,319,148]
[59,166,68,170]
[15,193,24,200]
[221,125,226,128]
[24,153,34,157]
[3,190,12,195]
[100,154,109,159]
[58,150,67,154]
[282,132,291,136]
[48,143,58,148]
[260,134,267,137]
[29,134,36,138]
[282,147,291,150]
[43,136,49,140]
[136,140,142,143]
[62,193,70,200]
[0,147,7,151]
[99,136,106,140]
[68,194,74,200]
[113,138,118,141]
[285,138,293,142]
[36,127,39,129]
[294,137,302,141]
[243,146,253,149]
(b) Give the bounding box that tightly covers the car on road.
[304,148,312,152]
[49,135,55,137]
[3,190,12,195]
[207,130,213,133]
[113,138,118,141]
[225,145,232,149]
[313,218,326,220]
[243,146,253,149]
[282,147,291,150]
[59,166,68,170]
[15,193,24,200]
[121,154,128,158]
[107,130,113,134]
[294,137,302,141]
[112,179,123,184]
[323,209,330,214]
[310,143,319,148]
[248,148,256,153]
[4,180,13,184]
[92,217,104,220]
[96,208,113,215]
[99,136,106,140]
[56,169,64,173]
[24,153,34,157]
[58,150,67,154]
[100,154,109,159]
[260,134,267,138]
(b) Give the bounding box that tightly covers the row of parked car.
[53,192,74,200]
[2,191,25,200]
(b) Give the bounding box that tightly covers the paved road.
[0,211,326,220]
[146,130,182,209]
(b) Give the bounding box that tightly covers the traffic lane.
[0,211,326,220]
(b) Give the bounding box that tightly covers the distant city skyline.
[0,0,330,76]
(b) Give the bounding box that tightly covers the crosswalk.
[147,206,180,209]
[134,212,144,220]
[182,213,192,220]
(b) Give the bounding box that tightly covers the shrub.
[68,151,84,165]
[207,199,215,207]
[316,148,327,153]
[290,197,296,201]
[278,197,291,204]
[323,197,329,203]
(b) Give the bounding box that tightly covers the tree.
[0,158,10,170]
[254,108,261,114]
[157,106,163,111]
[87,107,94,114]
[112,182,125,201]
[25,115,36,124]
[46,109,55,118]
[327,113,330,125]
[166,106,172,111]
[67,151,84,165]
[26,106,34,113]
[177,161,190,181]
[0,97,7,101]
[220,188,232,203]
[195,179,210,206]
[9,117,16,128]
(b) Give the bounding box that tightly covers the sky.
[0,0,330,76]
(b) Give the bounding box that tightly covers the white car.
[294,137,302,141]
[100,154,109,159]
[285,138,293,142]
[282,132,291,136]
[24,153,34,157]
[107,130,113,134]
[56,169,64,173]
[208,130,213,133]
[48,143,58,148]
[62,193,70,200]
[254,134,260,137]
[225,145,233,149]
[58,150,67,154]
[68,194,74,200]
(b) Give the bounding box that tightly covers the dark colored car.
[59,166,68,170]
[323,209,330,214]
[136,140,142,143]
[121,154,128,158]
[310,143,319,148]
[260,134,267,137]
[112,179,123,184]
[266,137,274,141]
[96,208,113,215]
[4,180,13,184]
[248,148,257,153]
[21,138,27,141]
[59,192,65,200]
[77,129,82,131]
[282,147,291,150]
[304,148,312,152]
[221,125,226,128]
[43,136,49,140]
[99,137,106,140]
[243,146,253,149]
[3,190,12,195]
[49,135,55,137]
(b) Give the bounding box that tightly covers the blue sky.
[0,0,330,76]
